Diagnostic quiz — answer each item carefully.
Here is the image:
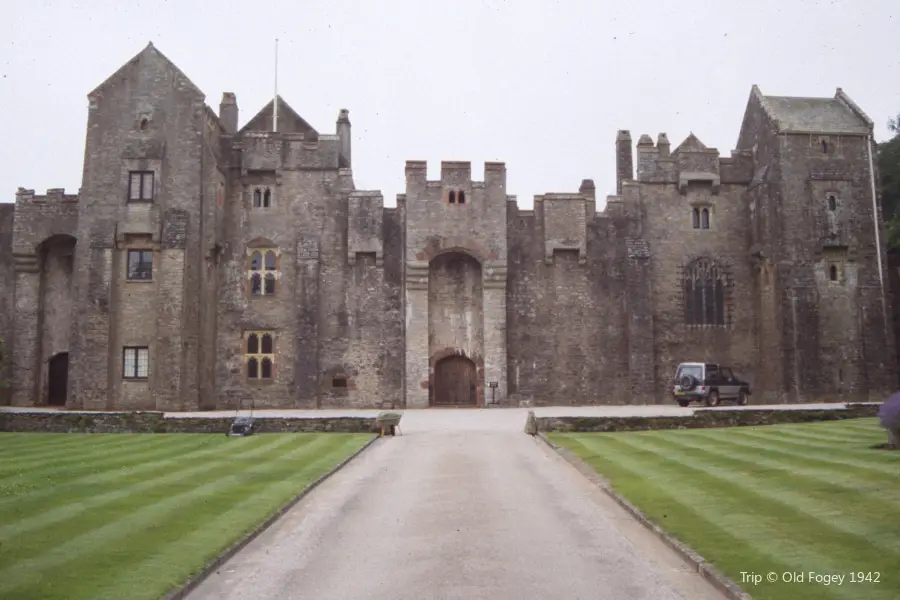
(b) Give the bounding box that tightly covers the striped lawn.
[0,432,372,600]
[550,419,900,600]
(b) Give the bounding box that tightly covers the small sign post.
[488,381,498,405]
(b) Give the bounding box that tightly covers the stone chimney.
[219,92,238,134]
[337,108,351,167]
[616,130,633,196]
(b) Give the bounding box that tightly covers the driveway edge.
[161,434,381,600]
[536,433,752,600]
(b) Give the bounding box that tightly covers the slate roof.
[761,95,871,135]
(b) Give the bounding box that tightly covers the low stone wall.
[537,404,881,433]
[0,411,378,434]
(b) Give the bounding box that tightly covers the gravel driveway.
[186,410,726,600]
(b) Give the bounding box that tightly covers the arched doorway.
[47,352,69,406]
[433,355,477,406]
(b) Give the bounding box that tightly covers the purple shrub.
[877,393,900,449]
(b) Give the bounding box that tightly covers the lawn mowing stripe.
[763,420,886,440]
[558,435,880,600]
[0,435,347,599]
[83,435,370,600]
[606,434,900,566]
[0,434,302,545]
[0,434,148,468]
[658,429,900,497]
[0,436,225,514]
[738,425,883,446]
[709,429,899,474]
[646,431,900,553]
[0,434,196,483]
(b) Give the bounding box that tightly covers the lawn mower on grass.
[227,398,256,437]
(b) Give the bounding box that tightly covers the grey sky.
[2,0,898,209]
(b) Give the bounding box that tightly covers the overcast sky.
[1,0,898,209]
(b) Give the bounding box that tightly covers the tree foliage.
[879,115,900,251]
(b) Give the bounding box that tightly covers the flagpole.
[273,38,279,132]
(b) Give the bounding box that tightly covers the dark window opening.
[128,171,154,202]
[253,189,262,208]
[123,346,150,379]
[827,194,837,211]
[250,273,262,295]
[701,208,710,230]
[839,368,844,383]
[246,332,274,380]
[262,188,271,208]
[264,273,276,295]
[829,264,838,281]
[139,118,149,131]
[692,208,700,229]
[683,258,727,326]
[822,139,829,153]
[333,375,348,388]
[458,190,466,204]
[127,250,153,280]
[449,190,456,204]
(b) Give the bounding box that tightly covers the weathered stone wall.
[537,404,880,432]
[0,205,15,405]
[506,193,636,406]
[0,411,377,434]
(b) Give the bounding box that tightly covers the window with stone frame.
[122,346,150,379]
[691,206,711,230]
[683,258,727,326]
[246,331,274,380]
[251,186,273,209]
[247,248,279,296]
[126,249,153,281]
[128,171,154,202]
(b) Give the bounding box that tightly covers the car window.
[720,368,734,378]
[677,365,703,379]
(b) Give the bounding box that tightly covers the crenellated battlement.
[404,160,507,190]
[16,187,79,203]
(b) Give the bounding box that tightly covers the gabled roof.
[88,42,204,99]
[673,132,709,153]
[753,85,872,135]
[238,95,319,135]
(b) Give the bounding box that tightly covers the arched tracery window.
[683,258,726,326]
[246,331,274,380]
[248,249,278,296]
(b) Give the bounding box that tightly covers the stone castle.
[1,43,896,411]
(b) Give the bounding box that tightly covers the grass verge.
[0,432,371,600]
[550,418,900,600]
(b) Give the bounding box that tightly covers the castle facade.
[1,43,895,411]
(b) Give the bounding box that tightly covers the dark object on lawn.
[878,393,900,450]
[227,398,256,437]
[376,411,403,437]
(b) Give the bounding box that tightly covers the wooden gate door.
[47,352,69,406]
[433,356,477,406]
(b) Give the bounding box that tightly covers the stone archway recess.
[433,355,477,406]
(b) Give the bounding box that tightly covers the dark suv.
[670,362,751,407]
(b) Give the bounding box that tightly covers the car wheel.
[706,391,720,407]
[676,398,690,407]
[738,390,748,406]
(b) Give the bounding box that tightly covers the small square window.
[127,250,153,280]
[332,375,348,388]
[128,171,154,202]
[123,346,150,379]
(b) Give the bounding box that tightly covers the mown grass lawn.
[0,432,372,600]
[550,418,900,600]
